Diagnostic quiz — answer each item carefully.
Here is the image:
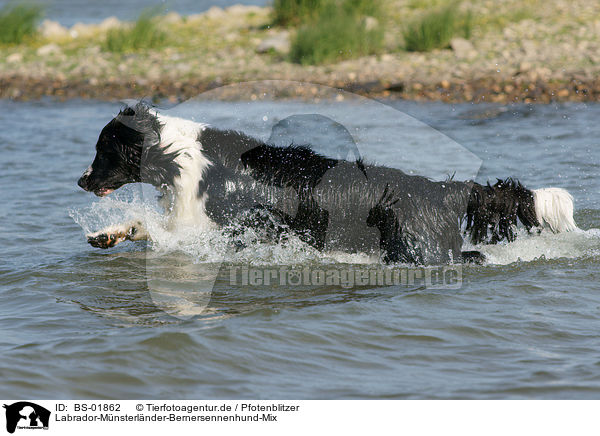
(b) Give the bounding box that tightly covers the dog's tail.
[533,188,578,233]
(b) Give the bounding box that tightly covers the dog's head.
[78,103,165,196]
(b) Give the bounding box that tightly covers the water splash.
[69,190,377,266]
[70,193,600,267]
[474,228,600,265]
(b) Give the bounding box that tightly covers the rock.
[536,67,552,80]
[85,45,101,55]
[521,40,537,57]
[364,16,379,31]
[224,32,238,42]
[39,20,69,39]
[503,27,516,39]
[256,31,290,54]
[450,38,476,60]
[519,61,532,72]
[226,5,263,15]
[70,22,96,39]
[162,12,182,25]
[527,70,539,81]
[37,43,62,56]
[186,13,204,22]
[6,53,23,63]
[98,16,121,31]
[204,6,225,19]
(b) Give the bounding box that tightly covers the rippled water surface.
[1,98,600,399]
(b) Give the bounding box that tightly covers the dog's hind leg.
[367,185,423,265]
[86,220,149,249]
[289,195,329,250]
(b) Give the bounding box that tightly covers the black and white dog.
[77,103,577,264]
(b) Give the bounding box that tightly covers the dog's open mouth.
[94,188,115,197]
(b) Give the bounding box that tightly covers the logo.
[3,402,50,434]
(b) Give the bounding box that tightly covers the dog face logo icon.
[3,402,50,434]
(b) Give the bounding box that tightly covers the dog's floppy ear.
[119,99,156,117]
[121,106,136,116]
[119,98,143,114]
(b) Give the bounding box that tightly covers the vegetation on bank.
[288,1,384,64]
[1,0,597,102]
[271,0,323,26]
[0,0,479,65]
[103,8,168,53]
[0,3,43,45]
[403,6,472,52]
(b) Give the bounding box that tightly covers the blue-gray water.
[1,98,600,399]
[0,0,267,26]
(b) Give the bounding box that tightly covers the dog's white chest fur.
[155,113,215,229]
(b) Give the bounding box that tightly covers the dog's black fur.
[465,178,539,245]
[78,106,182,195]
[78,103,542,264]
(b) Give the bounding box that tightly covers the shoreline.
[2,2,599,104]
[1,74,598,103]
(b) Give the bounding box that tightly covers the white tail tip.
[533,188,578,233]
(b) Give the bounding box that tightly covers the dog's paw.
[87,232,126,249]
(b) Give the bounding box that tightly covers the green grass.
[342,0,382,17]
[103,8,168,53]
[0,3,43,45]
[406,0,446,9]
[403,6,473,52]
[272,0,383,27]
[459,10,473,39]
[483,7,534,29]
[272,0,325,26]
[289,2,384,65]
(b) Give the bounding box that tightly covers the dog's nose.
[78,175,88,190]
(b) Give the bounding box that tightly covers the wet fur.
[466,178,539,245]
[78,102,575,265]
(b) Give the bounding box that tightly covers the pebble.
[204,6,225,20]
[162,12,182,25]
[98,17,121,31]
[7,53,23,63]
[37,44,62,56]
[1,3,599,104]
[450,38,476,60]
[39,20,69,39]
[70,22,97,39]
[364,16,379,31]
[256,31,290,54]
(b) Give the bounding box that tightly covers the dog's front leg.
[86,220,149,249]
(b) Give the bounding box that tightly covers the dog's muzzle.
[78,174,114,196]
[77,174,90,191]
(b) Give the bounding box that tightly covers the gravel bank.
[1,1,599,103]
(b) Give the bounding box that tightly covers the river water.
[0,0,268,26]
[1,97,599,399]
